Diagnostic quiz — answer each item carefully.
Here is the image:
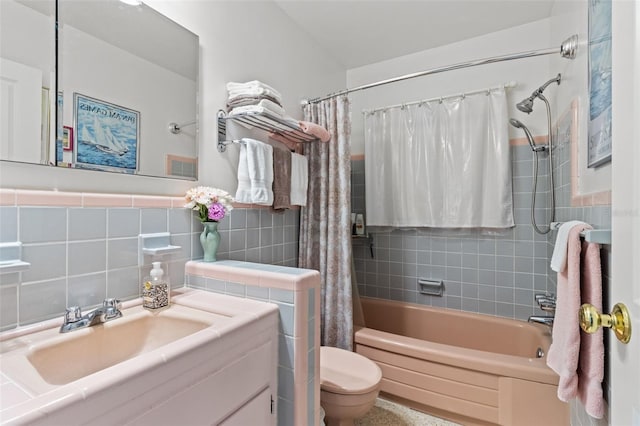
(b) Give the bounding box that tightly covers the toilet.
[320,346,382,426]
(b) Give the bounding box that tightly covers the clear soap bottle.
[143,261,170,309]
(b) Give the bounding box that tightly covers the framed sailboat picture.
[73,93,139,173]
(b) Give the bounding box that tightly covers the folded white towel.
[229,100,286,118]
[290,153,308,206]
[550,220,590,272]
[228,88,281,103]
[226,80,281,98]
[234,138,274,206]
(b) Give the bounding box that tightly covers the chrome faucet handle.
[102,298,123,320]
[103,298,121,309]
[539,301,556,312]
[64,306,82,324]
[535,293,555,302]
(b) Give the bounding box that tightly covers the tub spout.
[528,315,554,327]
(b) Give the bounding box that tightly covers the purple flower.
[207,202,226,221]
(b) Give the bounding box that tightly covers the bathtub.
[354,297,568,426]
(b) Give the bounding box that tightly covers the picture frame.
[73,93,140,174]
[56,91,63,163]
[587,0,612,168]
[62,126,73,151]
[41,87,51,163]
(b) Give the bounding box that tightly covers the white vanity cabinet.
[127,315,278,425]
[0,289,279,426]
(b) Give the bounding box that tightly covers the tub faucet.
[529,293,555,327]
[60,298,123,333]
[528,316,554,327]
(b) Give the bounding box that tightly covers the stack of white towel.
[226,81,298,126]
[235,138,308,207]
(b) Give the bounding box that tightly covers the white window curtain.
[364,88,514,228]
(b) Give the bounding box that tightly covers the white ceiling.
[273,0,556,69]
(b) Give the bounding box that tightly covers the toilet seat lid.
[320,346,382,395]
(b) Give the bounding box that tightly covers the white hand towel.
[245,138,274,205]
[235,143,252,204]
[550,220,589,272]
[290,153,308,206]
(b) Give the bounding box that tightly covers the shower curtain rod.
[362,81,517,114]
[303,34,578,105]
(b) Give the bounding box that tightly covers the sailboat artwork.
[74,93,139,173]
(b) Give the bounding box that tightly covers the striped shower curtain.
[299,95,354,350]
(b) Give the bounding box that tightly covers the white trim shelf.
[0,242,30,273]
[550,222,611,244]
[138,232,181,266]
[0,260,31,273]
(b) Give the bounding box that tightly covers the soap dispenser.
[143,262,169,310]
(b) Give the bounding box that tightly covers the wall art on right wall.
[587,0,612,168]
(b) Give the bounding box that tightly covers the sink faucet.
[60,298,123,333]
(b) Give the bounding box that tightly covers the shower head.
[516,97,535,114]
[509,118,546,152]
[516,74,562,114]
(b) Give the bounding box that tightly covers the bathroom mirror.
[0,0,199,180]
[0,0,56,166]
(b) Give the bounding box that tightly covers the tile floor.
[355,398,460,426]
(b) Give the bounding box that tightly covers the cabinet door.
[219,388,272,426]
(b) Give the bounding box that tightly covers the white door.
[0,58,43,164]
[610,1,640,425]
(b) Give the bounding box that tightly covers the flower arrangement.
[184,186,234,222]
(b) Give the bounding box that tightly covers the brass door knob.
[579,303,632,344]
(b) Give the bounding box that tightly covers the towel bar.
[550,222,611,244]
[217,109,315,152]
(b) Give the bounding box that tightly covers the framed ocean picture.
[73,93,140,173]
[587,0,612,168]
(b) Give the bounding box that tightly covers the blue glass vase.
[200,221,220,262]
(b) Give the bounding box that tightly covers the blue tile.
[226,282,246,296]
[107,238,138,269]
[69,208,106,240]
[69,241,107,275]
[277,397,294,426]
[0,207,17,243]
[20,207,66,243]
[206,278,225,293]
[68,272,107,308]
[276,302,295,336]
[277,366,295,401]
[308,288,315,319]
[270,288,294,303]
[140,209,167,234]
[169,208,191,234]
[21,243,66,283]
[278,333,295,369]
[107,267,141,300]
[307,378,316,426]
[308,316,315,351]
[19,278,67,324]
[0,285,17,330]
